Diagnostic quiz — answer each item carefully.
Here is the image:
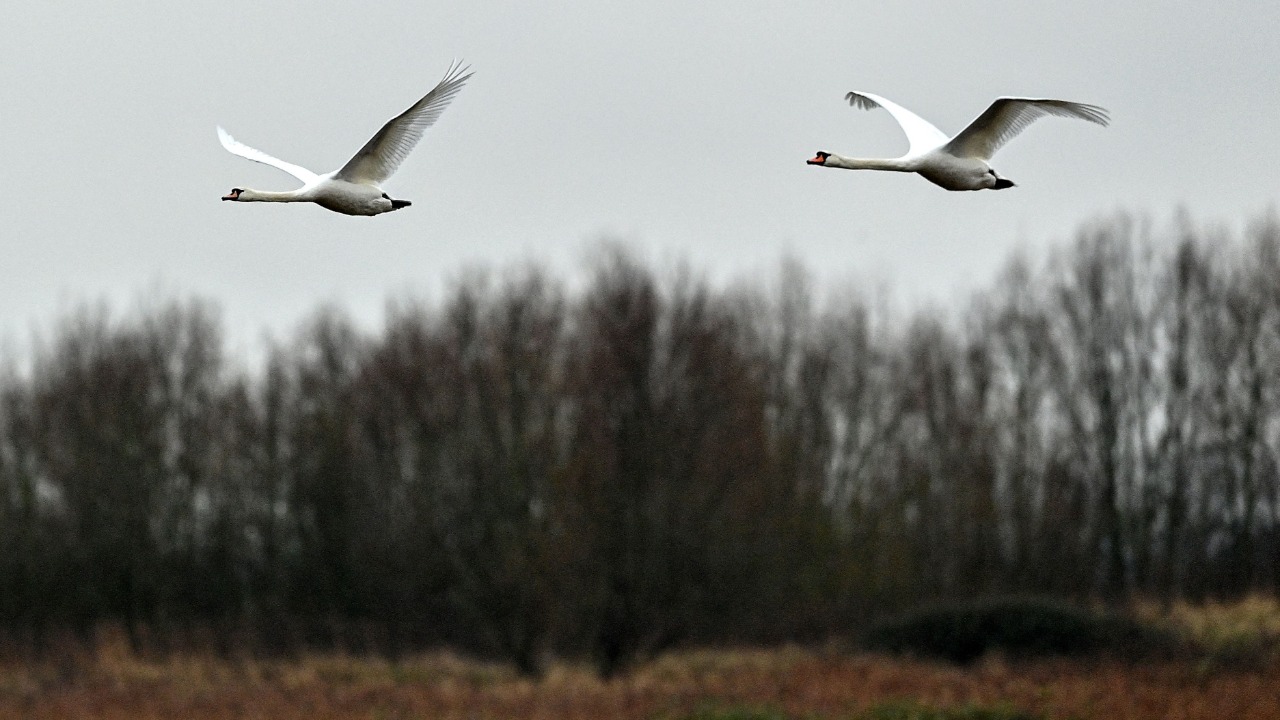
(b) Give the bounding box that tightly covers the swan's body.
[808,92,1109,191]
[219,62,471,215]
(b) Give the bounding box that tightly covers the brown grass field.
[2,598,1277,720]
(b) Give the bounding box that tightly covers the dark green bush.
[862,596,1174,664]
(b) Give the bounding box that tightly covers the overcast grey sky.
[3,3,1276,357]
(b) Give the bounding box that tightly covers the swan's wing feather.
[216,126,319,185]
[844,91,949,157]
[944,98,1109,160]
[334,61,472,185]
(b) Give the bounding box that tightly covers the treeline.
[1,212,1279,674]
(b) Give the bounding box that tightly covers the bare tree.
[1197,216,1280,595]
[560,248,779,674]
[4,213,1280,662]
[1045,216,1158,600]
[977,255,1083,592]
[282,308,367,621]
[1148,226,1212,600]
[401,267,567,674]
[20,300,228,648]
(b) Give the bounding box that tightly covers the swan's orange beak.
[222,189,241,201]
[806,152,830,166]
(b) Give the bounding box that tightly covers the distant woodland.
[1,211,1278,675]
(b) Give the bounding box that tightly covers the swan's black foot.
[390,199,412,210]
[992,178,1015,190]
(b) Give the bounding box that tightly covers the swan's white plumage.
[944,97,1110,160]
[217,61,471,216]
[845,91,948,158]
[216,126,320,185]
[334,61,472,185]
[811,91,1109,191]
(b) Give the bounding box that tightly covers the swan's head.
[222,188,244,201]
[806,151,831,166]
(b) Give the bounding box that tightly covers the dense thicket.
[2,213,1278,673]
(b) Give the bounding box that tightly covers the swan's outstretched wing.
[334,61,472,185]
[844,91,950,157]
[216,126,320,185]
[944,98,1109,160]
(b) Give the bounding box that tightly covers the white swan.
[807,92,1109,191]
[219,61,471,216]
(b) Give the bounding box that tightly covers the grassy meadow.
[1,598,1277,720]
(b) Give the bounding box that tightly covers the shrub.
[862,596,1173,664]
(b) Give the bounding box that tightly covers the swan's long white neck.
[239,189,306,202]
[823,154,914,172]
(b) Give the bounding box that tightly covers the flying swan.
[807,92,1109,191]
[218,61,471,215]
